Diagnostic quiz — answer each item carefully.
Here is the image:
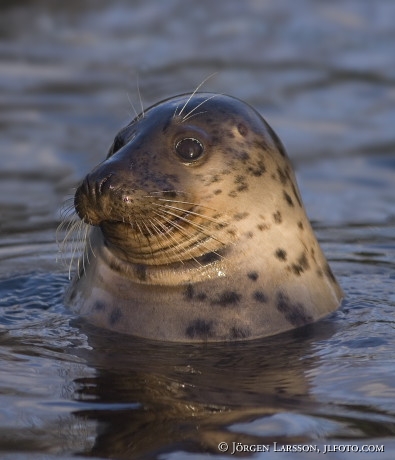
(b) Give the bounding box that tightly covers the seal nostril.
[98,173,114,195]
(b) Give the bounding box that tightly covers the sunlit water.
[1,1,395,459]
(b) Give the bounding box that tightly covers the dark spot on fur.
[94,301,106,311]
[233,212,249,221]
[283,191,294,207]
[212,291,241,307]
[198,252,222,264]
[215,222,228,230]
[298,253,310,270]
[254,138,270,152]
[275,248,287,261]
[239,151,250,163]
[298,221,304,230]
[245,231,254,239]
[186,319,213,339]
[291,264,304,276]
[235,175,248,192]
[228,190,238,198]
[184,283,208,301]
[237,123,248,137]
[196,292,208,301]
[162,190,177,199]
[276,292,312,327]
[214,189,222,195]
[291,183,302,207]
[229,326,251,339]
[247,271,259,281]
[135,264,147,282]
[257,223,270,231]
[277,167,288,185]
[253,291,268,303]
[317,269,324,277]
[209,175,220,184]
[273,210,282,224]
[184,284,194,300]
[247,159,266,177]
[109,307,122,325]
[325,263,337,283]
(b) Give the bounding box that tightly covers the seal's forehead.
[144,93,259,121]
[132,93,265,138]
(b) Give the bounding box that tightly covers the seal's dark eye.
[175,138,204,162]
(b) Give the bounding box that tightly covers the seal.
[65,92,343,342]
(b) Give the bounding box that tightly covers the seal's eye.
[175,138,204,162]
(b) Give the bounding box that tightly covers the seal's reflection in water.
[71,319,337,459]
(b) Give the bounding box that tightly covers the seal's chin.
[98,219,229,266]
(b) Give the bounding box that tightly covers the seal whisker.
[78,221,90,278]
[83,224,93,266]
[149,217,186,265]
[157,205,221,237]
[155,197,224,213]
[80,225,89,277]
[181,94,218,123]
[131,220,146,249]
[57,201,89,279]
[154,210,222,263]
[154,208,227,252]
[127,91,141,121]
[152,212,203,266]
[181,111,207,123]
[69,220,88,280]
[141,220,159,258]
[156,202,229,226]
[136,73,145,119]
[177,72,218,117]
[173,103,181,119]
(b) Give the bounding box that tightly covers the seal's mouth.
[97,204,232,265]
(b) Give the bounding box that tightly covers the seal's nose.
[74,167,117,225]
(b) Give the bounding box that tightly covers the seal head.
[66,93,343,341]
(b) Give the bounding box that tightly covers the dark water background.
[1,1,395,459]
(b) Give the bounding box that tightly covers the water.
[1,0,394,458]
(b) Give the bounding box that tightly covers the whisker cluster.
[174,73,220,123]
[56,196,92,280]
[91,192,232,266]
